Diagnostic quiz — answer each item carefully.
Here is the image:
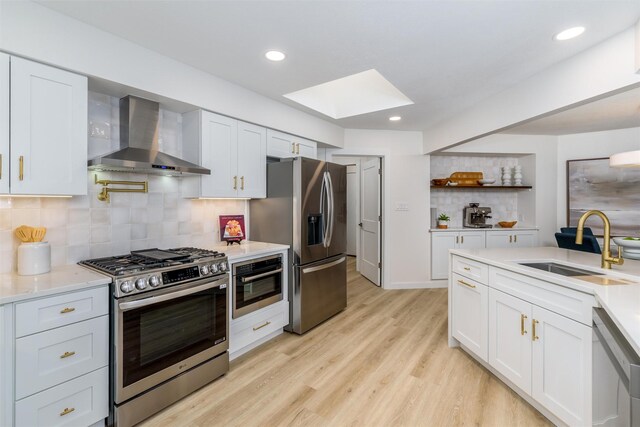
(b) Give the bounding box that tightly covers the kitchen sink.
[519,262,603,277]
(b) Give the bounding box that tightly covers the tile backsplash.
[430,156,522,227]
[0,92,247,273]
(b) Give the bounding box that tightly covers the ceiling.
[502,85,640,135]
[38,1,640,132]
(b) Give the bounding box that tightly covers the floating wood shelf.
[430,185,532,190]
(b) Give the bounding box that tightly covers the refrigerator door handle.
[326,171,335,247]
[320,171,329,248]
[302,256,346,274]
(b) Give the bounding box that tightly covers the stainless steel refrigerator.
[250,157,347,334]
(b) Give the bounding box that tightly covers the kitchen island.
[448,246,640,426]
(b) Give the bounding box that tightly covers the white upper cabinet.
[266,129,317,159]
[182,110,266,199]
[10,57,88,195]
[0,53,8,195]
[237,122,266,198]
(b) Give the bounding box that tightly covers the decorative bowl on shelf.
[431,178,449,186]
[498,221,518,228]
[446,182,459,186]
[478,179,496,185]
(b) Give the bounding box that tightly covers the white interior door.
[360,158,381,286]
[346,164,358,256]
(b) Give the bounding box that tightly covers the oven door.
[233,255,283,318]
[114,276,228,404]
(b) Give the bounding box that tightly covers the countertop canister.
[17,242,51,276]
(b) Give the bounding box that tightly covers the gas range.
[79,247,228,298]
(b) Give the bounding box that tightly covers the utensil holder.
[17,242,51,276]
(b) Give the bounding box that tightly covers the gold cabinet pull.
[514,234,518,243]
[509,235,513,243]
[463,267,471,271]
[291,142,296,154]
[60,351,76,359]
[520,314,528,335]
[233,176,238,190]
[457,279,476,289]
[19,155,24,181]
[60,307,75,314]
[456,236,459,244]
[296,143,300,155]
[253,321,271,331]
[461,235,464,244]
[240,176,245,190]
[532,319,539,341]
[60,407,75,417]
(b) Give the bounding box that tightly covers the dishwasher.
[593,307,640,426]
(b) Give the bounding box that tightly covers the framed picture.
[219,215,246,242]
[567,157,640,237]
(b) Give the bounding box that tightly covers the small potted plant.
[437,213,450,229]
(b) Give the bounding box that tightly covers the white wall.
[327,130,430,289]
[423,26,640,153]
[0,1,344,147]
[444,134,558,246]
[556,127,640,230]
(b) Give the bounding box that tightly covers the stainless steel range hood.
[88,96,210,175]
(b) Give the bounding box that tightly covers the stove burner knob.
[200,265,210,275]
[135,278,148,290]
[149,276,160,287]
[120,280,134,293]
[219,261,228,272]
[210,263,219,273]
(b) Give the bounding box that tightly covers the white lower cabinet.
[15,367,108,427]
[431,231,485,280]
[450,255,592,426]
[531,305,591,427]
[451,273,488,361]
[486,230,537,248]
[488,288,532,393]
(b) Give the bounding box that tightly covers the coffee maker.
[463,203,493,228]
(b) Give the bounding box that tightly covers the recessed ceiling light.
[389,116,402,121]
[265,50,286,61]
[554,26,585,41]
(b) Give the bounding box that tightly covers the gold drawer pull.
[60,351,76,359]
[19,155,24,181]
[457,279,476,289]
[532,319,539,341]
[253,321,271,331]
[520,314,528,335]
[233,176,238,190]
[60,307,75,314]
[60,407,75,417]
[514,235,518,243]
[240,176,245,190]
[463,267,471,271]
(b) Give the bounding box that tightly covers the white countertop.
[0,264,111,305]
[430,226,539,232]
[203,240,289,261]
[451,246,640,356]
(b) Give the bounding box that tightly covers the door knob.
[358,222,363,227]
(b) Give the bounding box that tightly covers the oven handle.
[118,280,224,312]
[240,268,283,283]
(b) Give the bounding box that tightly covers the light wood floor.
[143,257,551,426]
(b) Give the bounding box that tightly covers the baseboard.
[384,280,448,290]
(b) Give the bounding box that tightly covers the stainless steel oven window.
[232,254,283,318]
[115,277,228,403]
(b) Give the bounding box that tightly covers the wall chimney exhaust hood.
[88,96,210,176]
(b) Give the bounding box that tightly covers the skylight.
[283,69,413,119]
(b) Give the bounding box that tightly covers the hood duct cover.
[88,96,210,175]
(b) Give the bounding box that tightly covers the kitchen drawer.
[15,315,108,399]
[15,366,108,427]
[489,267,595,325]
[230,303,286,353]
[15,286,108,337]
[452,255,489,284]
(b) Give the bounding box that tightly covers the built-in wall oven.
[233,254,283,318]
[593,307,640,426]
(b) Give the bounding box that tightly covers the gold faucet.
[575,210,623,269]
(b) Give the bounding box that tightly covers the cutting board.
[448,172,484,186]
